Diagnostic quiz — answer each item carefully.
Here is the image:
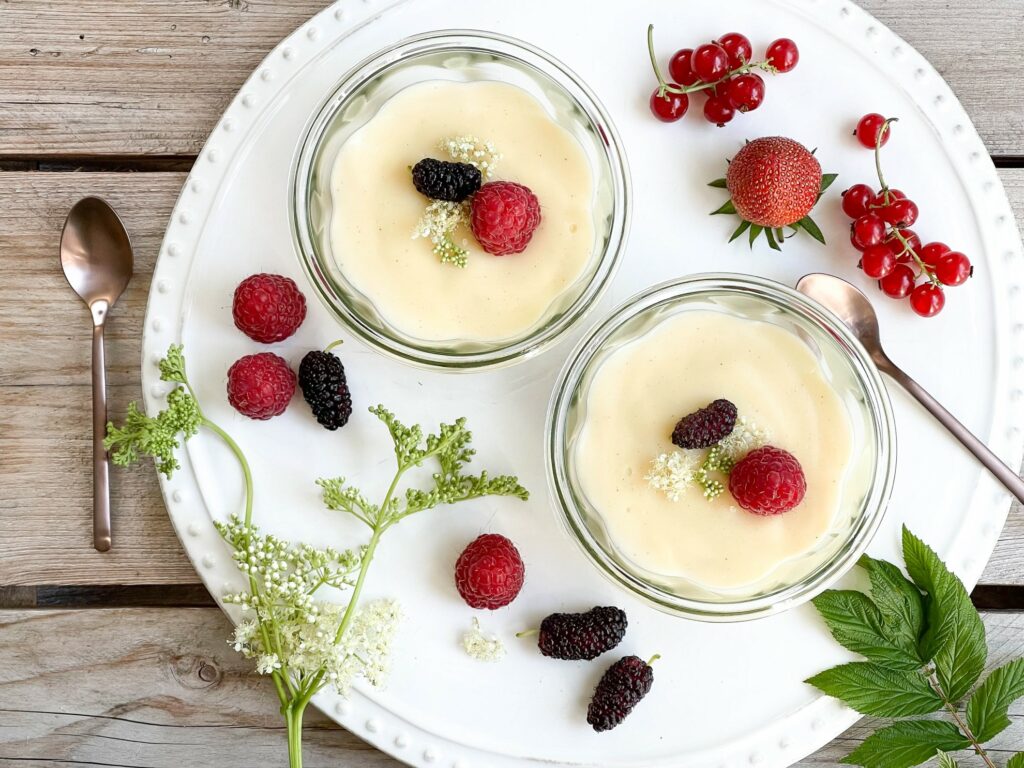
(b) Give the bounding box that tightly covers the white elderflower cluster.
[644,450,699,502]
[718,417,770,462]
[412,200,470,268]
[227,598,401,695]
[462,617,505,662]
[441,135,501,179]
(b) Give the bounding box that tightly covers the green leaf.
[1007,753,1024,768]
[841,721,969,768]
[859,554,925,661]
[708,178,728,189]
[811,590,922,670]
[748,224,763,247]
[806,662,942,717]
[796,215,827,245]
[710,199,737,215]
[903,527,987,701]
[820,173,839,193]
[934,752,957,768]
[765,227,781,251]
[965,657,1024,741]
[729,220,751,242]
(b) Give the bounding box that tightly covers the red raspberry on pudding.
[470,181,542,256]
[728,445,806,515]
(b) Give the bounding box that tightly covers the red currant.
[668,49,700,86]
[935,251,972,286]
[725,73,765,112]
[717,32,753,69]
[856,113,892,149]
[918,241,950,266]
[879,264,916,299]
[852,213,886,249]
[766,38,799,73]
[879,198,918,227]
[842,184,875,219]
[703,95,736,126]
[910,283,945,317]
[691,43,730,83]
[861,244,896,279]
[650,87,689,122]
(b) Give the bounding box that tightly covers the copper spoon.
[797,272,1024,504]
[60,197,133,552]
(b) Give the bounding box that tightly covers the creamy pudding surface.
[574,310,854,590]
[329,80,595,343]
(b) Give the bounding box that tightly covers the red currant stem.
[873,117,899,202]
[646,24,779,98]
[890,226,941,288]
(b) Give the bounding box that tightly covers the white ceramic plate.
[141,1,1024,766]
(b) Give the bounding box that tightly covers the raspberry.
[226,353,296,420]
[411,159,482,203]
[728,445,806,515]
[298,349,352,430]
[586,655,656,732]
[536,606,627,661]
[671,399,737,449]
[470,181,542,256]
[232,274,307,344]
[454,534,524,610]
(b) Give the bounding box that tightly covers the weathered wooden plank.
[1,168,1023,587]
[0,607,1020,767]
[0,1,1023,157]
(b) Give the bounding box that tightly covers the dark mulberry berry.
[587,655,656,732]
[671,398,737,449]
[298,349,352,430]
[536,607,626,661]
[411,159,482,202]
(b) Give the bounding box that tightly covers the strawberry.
[710,137,835,251]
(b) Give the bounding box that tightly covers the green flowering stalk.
[106,345,529,767]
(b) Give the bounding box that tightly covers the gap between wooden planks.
[0,607,1020,767]
[5,171,1023,588]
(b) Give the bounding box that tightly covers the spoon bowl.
[798,272,1024,505]
[60,197,134,552]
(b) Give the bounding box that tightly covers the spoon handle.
[881,358,1024,505]
[92,323,112,552]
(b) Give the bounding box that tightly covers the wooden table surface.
[1,2,1022,765]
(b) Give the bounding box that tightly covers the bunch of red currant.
[843,114,973,318]
[647,24,799,126]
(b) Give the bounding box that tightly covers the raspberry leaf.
[796,215,826,245]
[811,589,923,670]
[965,657,1024,741]
[902,526,987,702]
[710,199,737,216]
[729,220,751,242]
[805,662,942,717]
[934,752,957,768]
[707,178,729,189]
[840,721,969,768]
[1008,753,1024,768]
[858,554,925,662]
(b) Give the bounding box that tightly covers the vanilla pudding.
[328,80,596,343]
[574,310,854,590]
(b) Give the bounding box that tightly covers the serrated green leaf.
[806,662,942,717]
[820,173,839,193]
[841,721,969,768]
[708,178,728,189]
[765,227,781,251]
[1007,753,1024,768]
[796,215,827,245]
[812,590,923,670]
[710,199,737,215]
[934,752,957,768]
[965,657,1024,741]
[748,224,763,247]
[903,527,987,702]
[729,220,751,242]
[859,554,925,661]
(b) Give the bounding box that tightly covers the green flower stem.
[200,417,254,526]
[872,117,899,201]
[286,700,307,768]
[926,671,997,768]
